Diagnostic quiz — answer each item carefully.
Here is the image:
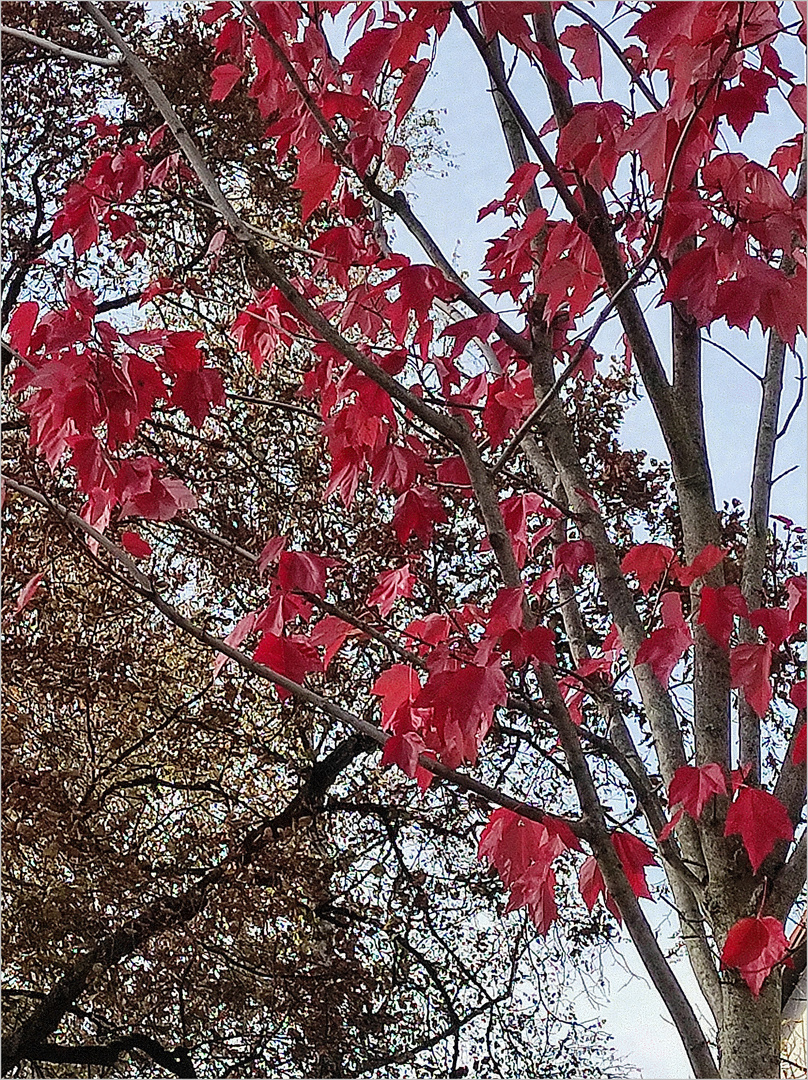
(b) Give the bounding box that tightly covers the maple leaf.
[621,543,676,594]
[553,539,596,585]
[416,659,507,767]
[635,593,693,688]
[501,625,557,669]
[667,763,726,821]
[724,786,794,873]
[786,575,807,636]
[392,486,447,546]
[307,615,358,669]
[367,563,416,618]
[479,809,567,887]
[483,369,535,449]
[276,550,338,598]
[210,63,242,102]
[170,365,225,428]
[611,832,657,900]
[120,531,153,559]
[252,632,322,701]
[749,606,792,648]
[558,23,602,91]
[14,572,45,615]
[394,58,429,126]
[257,535,287,578]
[255,589,312,637]
[484,587,524,638]
[440,312,499,361]
[371,664,423,730]
[721,916,791,997]
[674,544,727,586]
[730,642,773,718]
[381,729,431,789]
[697,585,748,648]
[7,300,39,358]
[505,862,559,935]
[161,331,205,374]
[213,611,256,678]
[578,856,621,923]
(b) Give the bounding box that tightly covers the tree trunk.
[719,974,782,1078]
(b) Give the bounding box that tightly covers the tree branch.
[1,23,122,67]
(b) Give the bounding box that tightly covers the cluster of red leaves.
[478,808,581,934]
[623,543,805,720]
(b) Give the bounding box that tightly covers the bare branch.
[1,23,122,67]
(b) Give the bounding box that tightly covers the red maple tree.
[3,3,806,1077]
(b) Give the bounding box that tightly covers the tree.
[2,2,806,1078]
[1,6,621,1078]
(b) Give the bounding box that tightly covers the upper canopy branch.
[1,23,122,67]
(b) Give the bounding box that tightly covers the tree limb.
[1,23,122,67]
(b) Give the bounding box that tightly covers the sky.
[371,8,806,1077]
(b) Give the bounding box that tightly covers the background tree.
[2,2,806,1079]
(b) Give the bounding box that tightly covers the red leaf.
[381,729,428,781]
[657,807,684,842]
[14,572,45,615]
[675,544,727,586]
[308,615,357,669]
[416,659,507,767]
[170,365,225,428]
[578,855,621,923]
[120,531,152,559]
[499,625,557,669]
[724,787,794,873]
[257,534,287,578]
[558,23,602,91]
[697,585,748,648]
[786,575,806,635]
[721,916,790,997]
[277,550,338,598]
[749,606,792,648]
[668,763,726,821]
[367,563,416,617]
[505,861,558,935]
[479,808,568,886]
[621,542,675,594]
[392,486,447,547]
[371,664,423,729]
[534,40,572,88]
[484,586,524,638]
[295,154,340,223]
[385,144,410,181]
[439,312,499,360]
[730,642,773,718]
[8,301,39,357]
[394,58,429,126]
[791,681,807,711]
[788,83,806,123]
[210,63,242,102]
[200,2,231,24]
[793,723,807,765]
[252,632,322,701]
[553,539,596,584]
[611,831,658,900]
[635,593,693,688]
[213,611,256,677]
